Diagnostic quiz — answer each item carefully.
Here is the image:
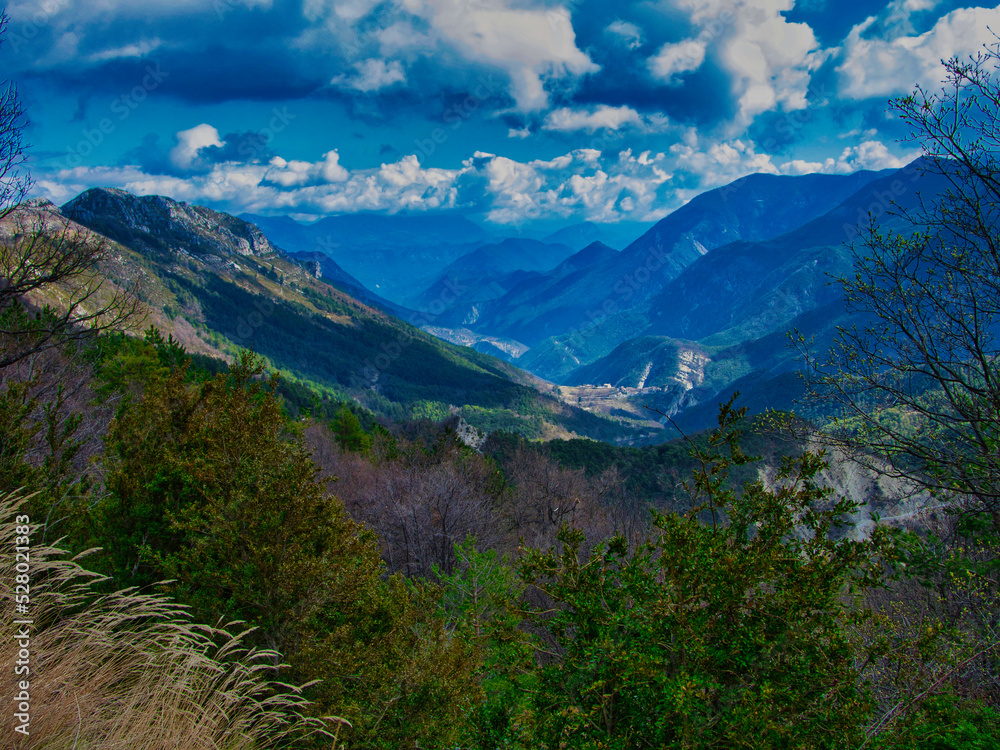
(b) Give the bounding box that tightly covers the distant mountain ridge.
[542,220,651,250]
[286,250,417,319]
[241,211,492,301]
[536,159,951,429]
[456,168,894,353]
[51,160,945,437]
[411,237,579,325]
[63,187,409,319]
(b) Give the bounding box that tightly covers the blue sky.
[4,0,999,227]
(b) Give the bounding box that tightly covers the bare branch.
[803,49,1000,531]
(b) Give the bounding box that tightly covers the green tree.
[517,400,890,749]
[86,349,483,749]
[331,403,371,454]
[435,537,534,748]
[799,48,1000,730]
[0,372,89,521]
[92,352,376,651]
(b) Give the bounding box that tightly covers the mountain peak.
[551,241,618,275]
[543,221,649,251]
[61,188,279,260]
[576,240,617,260]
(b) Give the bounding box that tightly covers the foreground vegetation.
[1,327,997,749]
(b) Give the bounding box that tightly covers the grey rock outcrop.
[61,188,279,261]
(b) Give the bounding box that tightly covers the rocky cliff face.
[757,442,934,541]
[61,188,279,261]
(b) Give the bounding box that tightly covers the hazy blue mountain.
[235,213,312,249]
[565,336,683,388]
[410,237,577,324]
[288,250,417,320]
[666,299,857,432]
[640,161,947,346]
[549,241,621,276]
[472,340,519,363]
[308,212,490,246]
[417,268,542,328]
[459,168,893,350]
[431,237,578,279]
[240,212,491,302]
[545,159,952,431]
[542,220,651,251]
[441,240,622,342]
[243,211,490,250]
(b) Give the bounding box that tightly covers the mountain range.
[40,188,641,442]
[388,158,942,429]
[27,157,949,439]
[516,159,946,424]
[541,220,653,251]
[461,168,894,355]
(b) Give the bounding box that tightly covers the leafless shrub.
[0,206,144,369]
[855,506,999,743]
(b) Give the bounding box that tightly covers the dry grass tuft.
[1,490,346,749]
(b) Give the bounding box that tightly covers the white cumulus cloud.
[265,150,350,186]
[648,38,706,84]
[839,5,1000,100]
[669,129,779,187]
[779,140,920,174]
[169,124,223,172]
[606,20,643,49]
[668,0,828,126]
[544,105,643,133]
[332,58,407,92]
[400,0,598,110]
[543,105,670,134]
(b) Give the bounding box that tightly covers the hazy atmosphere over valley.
[3,0,1000,748]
